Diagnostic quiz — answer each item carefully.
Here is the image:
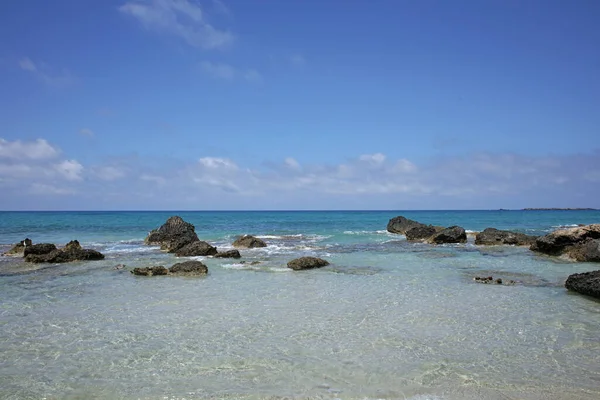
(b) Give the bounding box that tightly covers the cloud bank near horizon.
[1,138,598,210]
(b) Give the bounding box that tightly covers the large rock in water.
[145,216,199,253]
[405,225,443,241]
[475,228,537,246]
[427,226,467,244]
[131,266,169,276]
[23,243,57,257]
[287,256,329,271]
[531,224,600,256]
[565,270,600,299]
[3,238,33,256]
[232,235,266,248]
[386,216,425,234]
[169,261,208,275]
[568,239,600,262]
[214,249,241,258]
[175,241,217,257]
[25,240,104,263]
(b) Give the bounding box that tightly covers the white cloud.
[18,58,76,87]
[359,153,386,166]
[119,0,234,50]
[29,183,75,196]
[54,160,84,181]
[95,166,125,181]
[199,61,262,83]
[140,174,167,185]
[198,156,237,170]
[285,157,301,171]
[79,128,95,137]
[0,138,60,160]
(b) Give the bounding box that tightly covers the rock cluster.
[132,261,208,276]
[25,240,104,263]
[473,276,516,285]
[475,228,537,246]
[3,238,33,256]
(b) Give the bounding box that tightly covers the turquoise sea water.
[1,210,599,400]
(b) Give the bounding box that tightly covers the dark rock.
[405,225,443,241]
[287,256,329,271]
[232,235,267,248]
[169,260,208,275]
[475,228,537,246]
[386,216,426,234]
[3,238,33,256]
[565,270,600,299]
[175,241,217,257]
[131,266,168,276]
[427,226,467,244]
[25,241,104,263]
[214,249,242,258]
[531,224,600,256]
[568,239,600,262]
[145,216,199,253]
[23,243,57,257]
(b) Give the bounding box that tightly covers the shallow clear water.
[1,211,599,399]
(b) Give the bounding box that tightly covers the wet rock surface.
[427,226,467,244]
[131,266,168,276]
[232,235,267,248]
[287,256,329,271]
[531,224,600,257]
[405,225,443,241]
[475,228,537,246]
[386,216,426,234]
[214,249,242,258]
[169,261,208,275]
[145,216,200,253]
[175,241,217,257]
[565,270,600,299]
[25,240,104,263]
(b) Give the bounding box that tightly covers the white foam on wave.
[221,263,247,270]
[103,245,159,254]
[552,224,579,229]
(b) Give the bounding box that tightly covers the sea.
[0,210,599,400]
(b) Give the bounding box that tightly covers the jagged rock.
[25,240,104,263]
[386,216,425,234]
[3,238,33,256]
[169,261,208,275]
[427,226,467,244]
[214,249,242,258]
[531,224,600,256]
[145,216,199,253]
[131,266,168,276]
[175,241,217,257]
[232,235,267,248]
[565,270,600,299]
[287,256,329,271]
[475,228,537,246]
[405,225,443,241]
[568,239,600,262]
[23,243,57,257]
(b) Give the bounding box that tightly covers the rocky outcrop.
[531,224,600,257]
[3,238,33,256]
[131,266,168,276]
[475,228,537,246]
[232,235,267,248]
[386,216,425,234]
[568,239,600,262]
[427,226,467,244]
[175,241,217,257]
[169,261,208,275]
[405,225,443,241]
[145,216,199,253]
[25,240,104,263]
[23,243,57,257]
[287,256,329,271]
[565,270,600,299]
[214,249,242,258]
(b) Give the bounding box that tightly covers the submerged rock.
[405,225,443,241]
[386,216,426,234]
[568,239,600,262]
[169,261,208,275]
[473,276,515,285]
[232,235,267,248]
[145,216,200,253]
[427,226,467,244]
[131,266,168,276]
[25,240,104,263]
[214,249,242,258]
[565,270,600,299]
[475,228,537,246]
[287,256,329,271]
[3,238,33,256]
[175,241,217,257]
[531,224,600,257]
[23,243,56,257]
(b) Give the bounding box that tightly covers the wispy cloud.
[199,60,262,83]
[79,128,95,137]
[0,138,60,160]
[119,0,234,50]
[18,58,76,87]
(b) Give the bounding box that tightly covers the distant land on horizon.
[520,208,598,211]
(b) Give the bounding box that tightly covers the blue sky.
[1,0,599,210]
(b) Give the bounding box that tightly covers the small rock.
[287,256,329,271]
[232,235,267,248]
[427,226,467,244]
[131,266,168,276]
[175,241,218,257]
[169,261,208,275]
[214,249,242,258]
